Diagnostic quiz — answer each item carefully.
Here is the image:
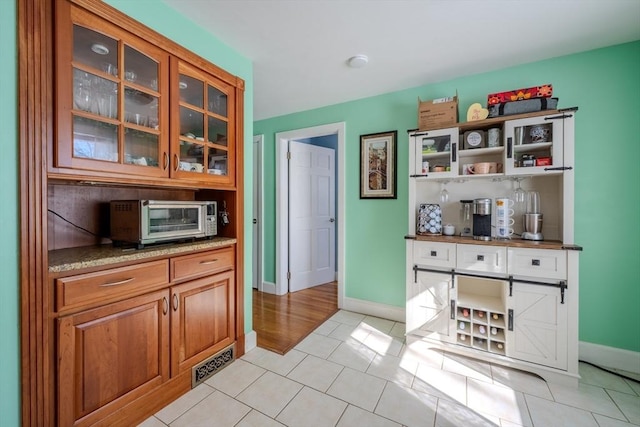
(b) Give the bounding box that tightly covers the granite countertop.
[49,237,237,273]
[405,234,582,251]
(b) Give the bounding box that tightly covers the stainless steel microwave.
[110,200,217,248]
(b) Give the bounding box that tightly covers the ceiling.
[163,0,640,121]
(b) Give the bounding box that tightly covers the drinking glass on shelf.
[440,182,449,203]
[512,178,526,204]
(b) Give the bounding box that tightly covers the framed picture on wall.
[360,130,397,199]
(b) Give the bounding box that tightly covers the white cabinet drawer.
[413,241,456,268]
[508,248,567,279]
[457,244,507,274]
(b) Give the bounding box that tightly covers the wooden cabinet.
[171,59,236,186]
[58,289,170,427]
[406,107,580,385]
[406,238,575,382]
[412,127,458,178]
[408,109,576,180]
[171,270,235,375]
[456,244,507,274]
[508,247,567,280]
[506,282,568,369]
[503,114,566,175]
[52,0,242,188]
[55,245,236,426]
[55,259,169,313]
[54,1,171,178]
[407,269,455,341]
[21,0,245,426]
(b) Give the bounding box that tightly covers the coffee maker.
[473,198,492,241]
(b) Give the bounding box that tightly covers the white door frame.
[276,122,345,308]
[253,135,264,291]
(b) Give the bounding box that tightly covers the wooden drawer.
[413,241,456,269]
[508,248,567,280]
[457,244,507,274]
[56,259,169,313]
[171,246,234,282]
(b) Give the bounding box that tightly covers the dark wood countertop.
[49,237,237,274]
[405,234,582,251]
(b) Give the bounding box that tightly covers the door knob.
[330,218,335,222]
[253,219,257,224]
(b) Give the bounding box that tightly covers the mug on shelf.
[496,225,514,239]
[470,162,492,174]
[496,198,514,218]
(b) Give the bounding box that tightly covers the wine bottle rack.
[456,306,506,355]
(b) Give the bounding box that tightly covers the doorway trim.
[253,135,264,292]
[276,122,345,308]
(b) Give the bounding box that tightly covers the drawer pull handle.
[531,259,540,266]
[173,294,179,311]
[162,297,168,315]
[477,255,484,261]
[199,259,219,265]
[100,277,134,287]
[430,251,437,257]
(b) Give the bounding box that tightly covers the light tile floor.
[139,310,640,427]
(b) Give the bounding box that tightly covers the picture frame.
[360,130,397,199]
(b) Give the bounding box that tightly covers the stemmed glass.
[440,181,449,203]
[512,178,525,204]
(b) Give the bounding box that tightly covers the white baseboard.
[579,341,640,374]
[244,330,257,353]
[342,297,405,323]
[260,281,277,295]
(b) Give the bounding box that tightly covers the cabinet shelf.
[512,141,552,153]
[458,146,504,158]
[457,294,504,313]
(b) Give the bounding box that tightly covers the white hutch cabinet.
[406,108,581,386]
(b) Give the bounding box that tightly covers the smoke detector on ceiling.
[347,55,368,68]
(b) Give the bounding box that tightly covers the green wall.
[0,1,20,425]
[255,41,640,353]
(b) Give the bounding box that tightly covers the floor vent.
[191,344,235,388]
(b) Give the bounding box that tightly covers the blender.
[522,191,543,241]
[460,200,473,237]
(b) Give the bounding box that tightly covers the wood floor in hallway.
[252,281,338,354]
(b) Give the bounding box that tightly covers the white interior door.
[288,141,335,292]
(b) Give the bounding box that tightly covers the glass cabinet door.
[412,128,458,179]
[172,60,235,183]
[55,4,169,177]
[503,114,565,176]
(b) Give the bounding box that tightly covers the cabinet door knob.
[163,152,168,170]
[172,294,179,311]
[173,154,179,172]
[162,297,168,315]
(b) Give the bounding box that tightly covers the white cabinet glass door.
[504,114,566,175]
[412,128,458,179]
